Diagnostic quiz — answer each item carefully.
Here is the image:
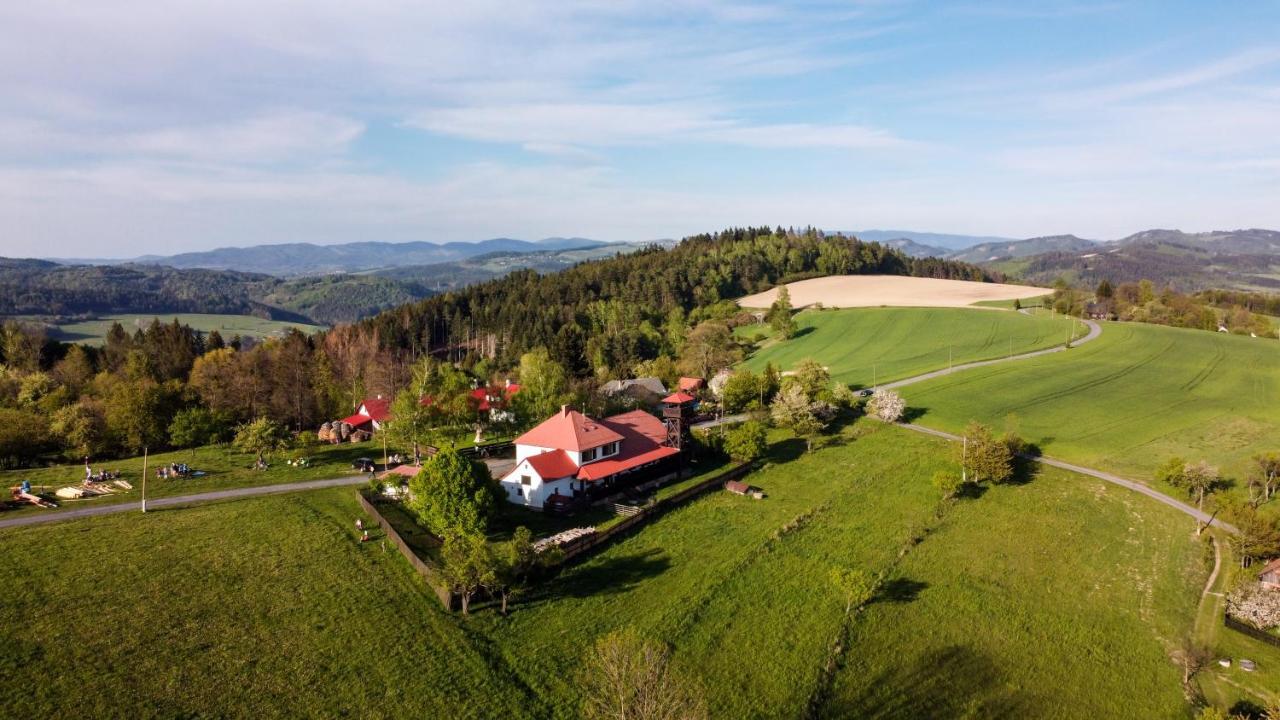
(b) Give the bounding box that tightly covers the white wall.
[499,459,576,509]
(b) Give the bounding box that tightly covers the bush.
[724,421,767,463]
[168,407,232,448]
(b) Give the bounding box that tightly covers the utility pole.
[141,446,148,513]
[961,436,967,484]
[873,363,877,390]
[948,344,952,372]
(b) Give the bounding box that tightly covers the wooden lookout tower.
[661,391,697,449]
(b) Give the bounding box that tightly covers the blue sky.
[2,1,1279,257]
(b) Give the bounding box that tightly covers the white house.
[499,406,680,510]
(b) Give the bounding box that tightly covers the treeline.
[1053,279,1277,337]
[358,227,995,375]
[3,227,996,467]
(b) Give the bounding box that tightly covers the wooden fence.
[555,460,755,562]
[357,459,757,609]
[356,491,457,610]
[1224,613,1280,649]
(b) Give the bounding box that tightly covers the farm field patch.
[740,307,1083,387]
[0,423,1205,718]
[900,321,1280,491]
[49,313,324,344]
[737,274,1053,309]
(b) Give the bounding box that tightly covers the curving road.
[697,313,1237,533]
[0,476,367,531]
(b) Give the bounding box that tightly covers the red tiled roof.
[381,464,420,479]
[516,406,624,452]
[663,392,696,404]
[469,383,521,411]
[678,377,704,391]
[359,397,392,422]
[339,413,373,427]
[525,449,578,479]
[1260,557,1280,576]
[602,409,668,445]
[577,445,679,481]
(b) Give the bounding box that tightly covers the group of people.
[83,460,119,484]
[156,462,192,479]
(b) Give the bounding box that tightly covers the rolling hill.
[53,237,611,277]
[947,234,1099,264]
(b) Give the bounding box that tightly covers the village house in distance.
[498,393,696,511]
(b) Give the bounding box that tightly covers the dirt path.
[0,476,368,531]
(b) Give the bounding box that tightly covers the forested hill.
[357,227,995,371]
[0,259,425,325]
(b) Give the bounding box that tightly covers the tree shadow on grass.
[875,578,929,604]
[900,406,929,423]
[526,548,671,605]
[821,644,1029,720]
[1008,440,1044,486]
[766,438,808,465]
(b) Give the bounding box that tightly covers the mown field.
[740,307,1083,386]
[0,423,1207,718]
[50,313,324,344]
[900,321,1280,490]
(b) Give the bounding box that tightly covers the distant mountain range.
[51,237,611,277]
[982,228,1280,291]
[850,229,1019,251]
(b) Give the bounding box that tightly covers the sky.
[2,1,1280,257]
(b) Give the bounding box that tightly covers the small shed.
[725,480,764,499]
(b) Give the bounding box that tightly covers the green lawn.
[1,441,369,518]
[0,423,1208,718]
[740,307,1084,387]
[1194,538,1280,711]
[49,313,324,344]
[900,321,1280,491]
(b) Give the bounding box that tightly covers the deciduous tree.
[724,420,767,463]
[579,627,707,720]
[960,422,1014,485]
[407,447,495,537]
[867,388,905,423]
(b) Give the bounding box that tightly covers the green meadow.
[900,321,1280,488]
[50,313,324,344]
[740,307,1083,387]
[0,423,1206,718]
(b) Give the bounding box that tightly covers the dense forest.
[1,227,993,467]
[359,227,993,370]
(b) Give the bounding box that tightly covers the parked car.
[352,458,376,472]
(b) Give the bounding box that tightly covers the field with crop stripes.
[740,307,1083,387]
[900,321,1280,493]
[0,422,1204,718]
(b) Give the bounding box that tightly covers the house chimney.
[561,405,569,416]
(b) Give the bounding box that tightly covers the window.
[582,448,597,462]
[520,475,531,486]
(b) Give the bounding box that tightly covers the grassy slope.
[51,313,324,344]
[1,442,368,519]
[0,489,538,719]
[0,424,1205,718]
[740,307,1081,387]
[900,321,1280,488]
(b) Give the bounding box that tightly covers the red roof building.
[678,377,705,393]
[500,406,680,510]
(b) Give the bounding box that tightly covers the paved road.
[0,476,367,531]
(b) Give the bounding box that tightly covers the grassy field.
[50,313,324,344]
[1194,538,1280,712]
[0,422,1208,718]
[739,307,1083,387]
[1,441,369,519]
[899,321,1280,491]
